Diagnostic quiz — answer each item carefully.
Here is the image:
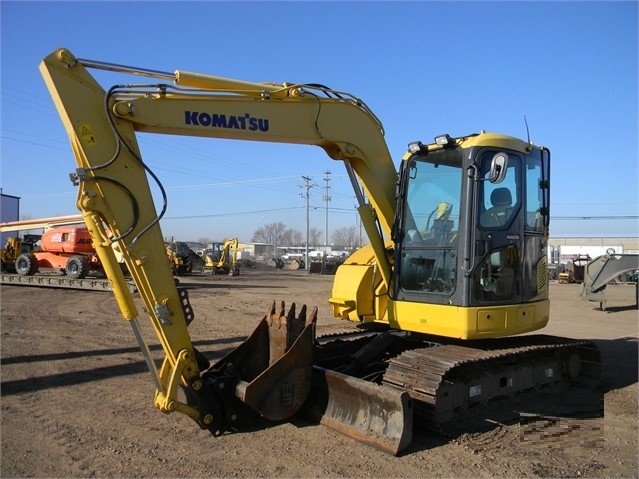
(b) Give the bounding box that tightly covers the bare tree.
[292,230,303,247]
[331,226,359,249]
[280,229,292,246]
[252,222,299,257]
[253,222,284,244]
[309,227,322,247]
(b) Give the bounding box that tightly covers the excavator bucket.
[308,261,322,274]
[209,301,317,421]
[301,367,413,455]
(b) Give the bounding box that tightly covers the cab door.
[473,151,523,304]
[472,148,550,306]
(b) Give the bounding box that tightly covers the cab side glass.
[479,152,520,229]
[525,154,544,232]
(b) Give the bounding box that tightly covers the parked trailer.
[1,272,136,293]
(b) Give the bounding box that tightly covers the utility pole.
[322,171,331,246]
[299,175,316,270]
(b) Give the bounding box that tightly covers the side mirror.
[488,152,508,184]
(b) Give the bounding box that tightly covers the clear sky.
[1,0,637,244]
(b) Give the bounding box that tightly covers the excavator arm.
[38,49,400,438]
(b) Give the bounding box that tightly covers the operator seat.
[481,187,513,227]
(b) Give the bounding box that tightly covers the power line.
[160,209,637,222]
[552,216,639,221]
[163,206,303,220]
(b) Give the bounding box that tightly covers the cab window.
[479,153,520,229]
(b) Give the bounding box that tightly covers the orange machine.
[15,225,102,279]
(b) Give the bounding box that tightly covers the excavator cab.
[391,134,551,338]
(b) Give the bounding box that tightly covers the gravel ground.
[1,270,637,478]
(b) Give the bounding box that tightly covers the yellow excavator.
[39,49,601,454]
[204,238,240,276]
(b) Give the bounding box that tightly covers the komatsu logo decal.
[185,111,269,132]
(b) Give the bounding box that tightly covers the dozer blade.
[300,366,413,456]
[211,301,317,421]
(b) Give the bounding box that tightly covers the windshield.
[398,154,462,296]
[175,243,190,256]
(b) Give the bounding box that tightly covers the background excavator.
[39,48,601,454]
[203,238,240,276]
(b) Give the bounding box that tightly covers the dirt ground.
[1,268,637,478]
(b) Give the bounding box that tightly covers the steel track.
[314,331,602,434]
[383,334,602,431]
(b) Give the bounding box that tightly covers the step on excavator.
[39,49,602,455]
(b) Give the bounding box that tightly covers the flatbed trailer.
[1,273,136,293]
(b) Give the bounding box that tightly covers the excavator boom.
[38,48,406,448]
